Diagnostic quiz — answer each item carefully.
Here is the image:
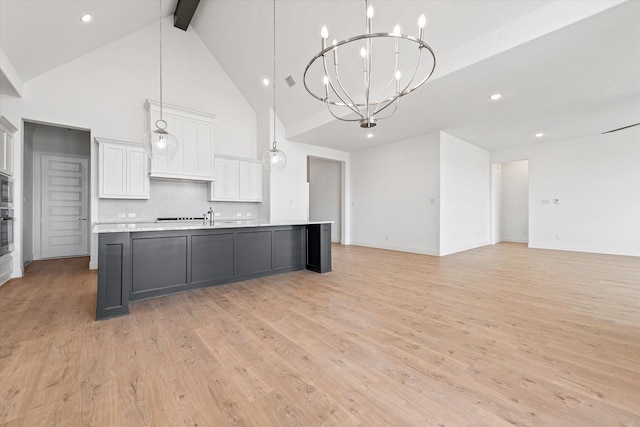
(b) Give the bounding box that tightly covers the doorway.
[24,122,91,263]
[308,156,342,243]
[491,160,529,244]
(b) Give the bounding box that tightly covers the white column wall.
[439,132,491,256]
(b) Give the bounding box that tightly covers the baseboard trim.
[350,241,440,257]
[528,243,640,257]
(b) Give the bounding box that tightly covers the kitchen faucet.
[208,207,215,225]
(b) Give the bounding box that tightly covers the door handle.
[78,218,87,221]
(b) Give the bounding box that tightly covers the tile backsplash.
[98,180,258,223]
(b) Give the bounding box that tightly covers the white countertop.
[93,220,333,234]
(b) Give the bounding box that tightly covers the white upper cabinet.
[145,100,216,181]
[209,156,262,202]
[97,138,149,199]
[0,116,17,176]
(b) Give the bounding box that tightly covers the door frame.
[307,155,345,244]
[33,151,90,260]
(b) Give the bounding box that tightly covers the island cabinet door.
[130,234,188,299]
[97,233,131,320]
[191,232,235,284]
[273,227,305,270]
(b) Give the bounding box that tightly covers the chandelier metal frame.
[303,0,436,128]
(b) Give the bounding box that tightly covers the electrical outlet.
[236,212,242,217]
[246,212,252,217]
[555,234,560,240]
[214,212,221,217]
[117,213,125,218]
[127,213,136,218]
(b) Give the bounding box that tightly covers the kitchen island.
[94,220,332,320]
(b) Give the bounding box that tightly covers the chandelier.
[143,0,179,160]
[303,0,436,128]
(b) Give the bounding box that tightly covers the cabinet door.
[126,147,149,198]
[196,122,214,177]
[213,158,227,199]
[239,162,251,200]
[100,143,127,197]
[0,132,6,175]
[4,133,12,175]
[250,163,262,201]
[225,160,240,199]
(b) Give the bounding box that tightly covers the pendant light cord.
[272,0,277,150]
[159,0,164,122]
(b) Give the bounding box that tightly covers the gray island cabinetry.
[95,221,331,320]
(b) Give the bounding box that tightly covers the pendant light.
[262,0,287,172]
[143,0,179,160]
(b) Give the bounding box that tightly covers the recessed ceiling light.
[489,93,502,101]
[262,78,270,86]
[535,132,544,138]
[366,133,373,138]
[81,14,92,23]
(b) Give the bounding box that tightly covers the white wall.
[439,132,491,256]
[491,164,502,244]
[351,132,440,255]
[500,160,529,243]
[0,17,258,273]
[308,157,341,242]
[270,111,351,244]
[492,127,640,256]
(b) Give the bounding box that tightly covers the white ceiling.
[1,0,639,153]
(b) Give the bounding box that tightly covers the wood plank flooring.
[0,243,639,426]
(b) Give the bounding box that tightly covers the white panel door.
[101,143,126,197]
[250,163,262,201]
[41,155,89,258]
[213,158,227,199]
[126,146,149,197]
[239,162,251,200]
[225,160,240,199]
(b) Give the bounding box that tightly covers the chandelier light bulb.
[395,70,402,80]
[418,14,427,29]
[81,14,92,23]
[332,39,338,46]
[393,25,401,35]
[321,25,329,39]
[367,5,374,18]
[323,76,329,85]
[360,47,367,58]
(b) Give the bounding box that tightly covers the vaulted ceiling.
[1,0,639,152]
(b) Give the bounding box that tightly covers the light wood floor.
[0,243,639,426]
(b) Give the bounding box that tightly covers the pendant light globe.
[143,119,179,160]
[263,141,287,172]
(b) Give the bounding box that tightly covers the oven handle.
[0,217,14,221]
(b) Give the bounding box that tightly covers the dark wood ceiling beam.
[173,0,200,31]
